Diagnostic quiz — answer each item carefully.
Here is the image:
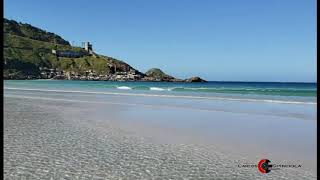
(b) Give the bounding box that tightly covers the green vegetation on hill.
[3,18,138,79]
[4,18,70,45]
[145,68,174,79]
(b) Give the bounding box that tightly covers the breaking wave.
[150,87,167,91]
[117,86,132,90]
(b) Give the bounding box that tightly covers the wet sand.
[4,89,317,179]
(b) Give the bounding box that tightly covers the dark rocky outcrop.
[185,76,207,82]
[144,68,176,81]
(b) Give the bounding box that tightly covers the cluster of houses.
[41,41,148,81]
[40,41,168,81]
[39,67,144,81]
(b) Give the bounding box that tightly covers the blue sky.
[4,0,316,82]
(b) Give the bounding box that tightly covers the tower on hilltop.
[82,42,93,55]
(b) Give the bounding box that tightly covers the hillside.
[3,18,142,80]
[3,18,206,82]
[4,18,70,45]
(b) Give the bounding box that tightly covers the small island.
[4,18,206,83]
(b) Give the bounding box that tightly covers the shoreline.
[4,78,317,84]
[4,87,317,105]
[3,78,200,83]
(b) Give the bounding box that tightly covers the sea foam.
[150,87,166,91]
[117,86,132,90]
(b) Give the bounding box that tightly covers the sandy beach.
[4,87,317,179]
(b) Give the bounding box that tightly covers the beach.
[4,81,317,179]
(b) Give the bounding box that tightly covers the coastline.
[3,77,205,83]
[4,87,317,105]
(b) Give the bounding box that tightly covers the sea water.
[4,80,317,104]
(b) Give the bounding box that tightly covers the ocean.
[4,80,317,104]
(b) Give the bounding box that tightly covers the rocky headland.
[4,18,206,82]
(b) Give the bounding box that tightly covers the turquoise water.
[4,80,317,104]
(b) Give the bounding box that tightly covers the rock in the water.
[144,68,175,81]
[185,76,207,82]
